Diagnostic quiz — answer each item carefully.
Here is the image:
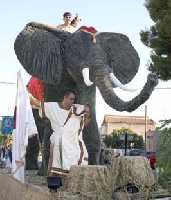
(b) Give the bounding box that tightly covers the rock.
[25,170,47,186]
[112,192,129,200]
[110,156,155,199]
[113,191,146,200]
[100,148,121,165]
[0,174,49,200]
[63,165,112,200]
[51,191,81,200]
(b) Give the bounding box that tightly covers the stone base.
[0,156,156,200]
[63,165,112,199]
[0,174,49,200]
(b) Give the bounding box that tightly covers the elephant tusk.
[82,68,93,86]
[109,73,136,92]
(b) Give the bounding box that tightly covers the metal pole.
[124,131,128,156]
[145,105,147,153]
[149,134,150,153]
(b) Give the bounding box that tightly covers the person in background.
[1,145,6,160]
[8,144,12,164]
[5,145,11,172]
[147,152,156,170]
[147,152,157,182]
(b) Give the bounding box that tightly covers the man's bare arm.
[28,93,40,109]
[26,21,56,30]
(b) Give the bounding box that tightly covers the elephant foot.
[26,161,39,170]
[37,167,44,176]
[88,152,100,165]
[37,162,49,176]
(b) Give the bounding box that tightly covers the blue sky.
[0,0,171,125]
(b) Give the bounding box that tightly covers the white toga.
[44,102,88,171]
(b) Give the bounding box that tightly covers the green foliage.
[0,134,4,144]
[140,30,151,46]
[103,127,144,149]
[140,0,171,80]
[156,120,171,187]
[145,0,169,22]
[0,134,8,145]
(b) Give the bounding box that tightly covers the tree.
[103,128,144,149]
[156,120,171,187]
[140,0,171,80]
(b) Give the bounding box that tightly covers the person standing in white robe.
[45,91,90,175]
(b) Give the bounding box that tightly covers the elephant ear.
[14,22,71,85]
[97,32,140,84]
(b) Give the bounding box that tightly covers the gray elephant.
[14,22,158,164]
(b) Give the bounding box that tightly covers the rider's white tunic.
[44,102,87,170]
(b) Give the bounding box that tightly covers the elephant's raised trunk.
[94,66,158,112]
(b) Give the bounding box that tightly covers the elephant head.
[14,22,158,112]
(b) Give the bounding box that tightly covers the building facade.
[100,115,156,152]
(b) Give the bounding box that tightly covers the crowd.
[0,144,12,171]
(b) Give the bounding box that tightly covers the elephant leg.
[32,109,44,144]
[26,134,39,170]
[78,86,101,165]
[26,109,43,170]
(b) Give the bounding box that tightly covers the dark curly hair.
[63,12,72,18]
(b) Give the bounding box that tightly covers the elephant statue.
[14,22,158,164]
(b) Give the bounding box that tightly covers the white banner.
[12,71,37,183]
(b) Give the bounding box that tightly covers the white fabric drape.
[12,71,37,183]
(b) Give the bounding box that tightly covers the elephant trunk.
[94,66,158,112]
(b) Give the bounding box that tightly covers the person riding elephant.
[57,12,81,33]
[14,21,158,164]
